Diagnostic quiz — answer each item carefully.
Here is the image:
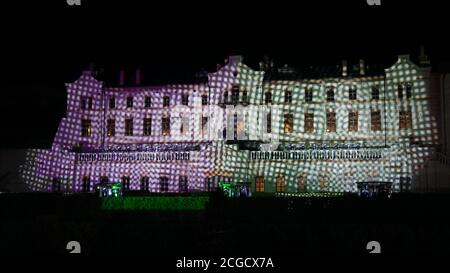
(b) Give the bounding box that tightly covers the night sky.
[2,0,449,148]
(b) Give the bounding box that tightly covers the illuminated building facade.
[19,54,448,195]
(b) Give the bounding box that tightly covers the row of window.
[81,109,412,137]
[80,83,413,110]
[81,175,188,192]
[271,109,411,133]
[264,83,413,104]
[255,174,317,193]
[82,116,209,137]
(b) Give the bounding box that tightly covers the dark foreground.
[1,192,450,253]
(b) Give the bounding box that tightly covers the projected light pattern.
[20,55,439,195]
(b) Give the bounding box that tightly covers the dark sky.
[2,0,450,148]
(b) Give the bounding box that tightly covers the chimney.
[342,60,348,77]
[119,69,125,86]
[419,45,431,66]
[135,69,141,85]
[359,59,365,76]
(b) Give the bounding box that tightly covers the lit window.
[371,111,381,131]
[266,112,272,133]
[126,96,133,108]
[163,96,170,107]
[399,109,412,129]
[372,86,379,100]
[160,176,169,192]
[81,119,92,137]
[181,94,189,106]
[285,90,292,104]
[162,116,170,136]
[276,175,286,193]
[348,111,358,132]
[144,96,151,108]
[107,119,115,137]
[349,86,357,100]
[125,118,133,136]
[304,112,314,133]
[319,175,327,191]
[326,111,336,132]
[305,87,313,103]
[326,87,334,102]
[255,176,264,193]
[201,94,208,105]
[297,174,307,192]
[284,113,293,133]
[265,91,272,104]
[109,96,116,109]
[179,176,188,192]
[143,117,152,136]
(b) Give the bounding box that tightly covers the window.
[140,176,149,191]
[255,176,264,193]
[304,113,314,133]
[232,86,239,104]
[125,118,133,136]
[109,96,116,109]
[201,116,208,136]
[399,109,412,129]
[160,176,169,192]
[180,116,189,135]
[285,90,292,104]
[305,87,313,103]
[88,97,93,109]
[371,110,381,131]
[266,112,272,133]
[162,116,170,136]
[81,119,92,137]
[224,91,229,104]
[372,86,379,100]
[348,111,358,132]
[179,176,188,192]
[201,94,208,105]
[326,87,335,102]
[242,90,248,103]
[144,96,151,108]
[297,174,307,192]
[143,117,152,136]
[107,119,115,137]
[122,176,130,191]
[276,175,286,193]
[265,91,272,104]
[80,97,87,110]
[163,96,170,107]
[284,113,293,133]
[100,176,109,184]
[52,178,61,193]
[405,82,413,98]
[397,84,404,99]
[126,96,133,108]
[349,86,357,100]
[326,111,336,132]
[181,94,189,106]
[82,176,90,192]
[319,176,327,191]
